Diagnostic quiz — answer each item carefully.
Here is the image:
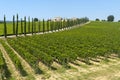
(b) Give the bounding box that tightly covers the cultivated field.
[0,21,120,80]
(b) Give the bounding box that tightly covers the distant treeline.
[0,21,4,23]
[3,14,89,38]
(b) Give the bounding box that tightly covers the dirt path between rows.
[0,44,22,80]
[42,57,120,80]
[2,21,119,80]
[6,41,43,80]
[1,41,120,80]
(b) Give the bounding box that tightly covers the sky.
[0,0,120,21]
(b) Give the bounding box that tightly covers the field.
[0,21,120,80]
[0,22,54,36]
[0,17,86,37]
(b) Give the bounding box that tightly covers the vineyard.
[0,49,11,79]
[0,21,120,80]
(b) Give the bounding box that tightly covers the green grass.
[0,22,51,36]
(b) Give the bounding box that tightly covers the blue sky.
[0,0,120,21]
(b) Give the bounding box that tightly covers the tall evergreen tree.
[13,15,15,34]
[38,20,41,33]
[50,20,52,31]
[21,18,23,34]
[53,21,56,31]
[4,15,7,38]
[32,18,34,35]
[24,16,26,36]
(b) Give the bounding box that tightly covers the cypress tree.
[32,18,34,35]
[43,19,45,33]
[4,15,7,38]
[50,21,52,31]
[16,14,18,37]
[24,16,26,36]
[28,16,30,33]
[21,18,23,34]
[13,15,15,34]
[48,20,50,32]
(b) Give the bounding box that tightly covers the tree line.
[95,15,120,22]
[3,14,89,38]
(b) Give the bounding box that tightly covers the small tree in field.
[13,15,15,34]
[4,15,7,38]
[34,18,38,22]
[95,18,100,21]
[32,18,34,35]
[107,15,114,22]
[24,16,26,36]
